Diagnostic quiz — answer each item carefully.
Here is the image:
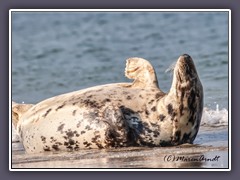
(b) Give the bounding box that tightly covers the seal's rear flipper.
[12,101,34,129]
[125,57,159,88]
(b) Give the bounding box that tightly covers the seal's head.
[170,54,202,94]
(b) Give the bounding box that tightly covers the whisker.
[165,61,176,73]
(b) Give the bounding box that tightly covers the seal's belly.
[18,84,165,153]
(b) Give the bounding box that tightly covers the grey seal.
[12,54,203,153]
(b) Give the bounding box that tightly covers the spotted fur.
[13,54,203,153]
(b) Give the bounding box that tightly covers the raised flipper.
[125,57,159,88]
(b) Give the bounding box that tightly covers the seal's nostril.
[182,54,191,59]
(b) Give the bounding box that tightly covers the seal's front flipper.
[12,101,34,129]
[125,57,159,88]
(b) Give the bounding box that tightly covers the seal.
[12,54,203,153]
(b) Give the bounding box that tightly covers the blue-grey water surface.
[12,11,229,110]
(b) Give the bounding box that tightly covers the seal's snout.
[182,54,191,60]
[174,53,199,83]
[178,54,193,63]
[177,53,195,68]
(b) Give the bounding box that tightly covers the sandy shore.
[11,127,228,169]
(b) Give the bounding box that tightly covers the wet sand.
[11,127,228,169]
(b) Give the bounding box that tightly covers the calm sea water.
[11,11,229,126]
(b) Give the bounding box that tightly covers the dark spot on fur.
[171,112,177,120]
[155,92,163,99]
[160,140,172,147]
[72,110,77,116]
[151,106,156,112]
[66,146,73,151]
[52,144,59,151]
[87,95,93,98]
[104,98,111,103]
[142,122,149,127]
[85,125,92,130]
[147,129,152,133]
[42,108,52,118]
[159,114,165,121]
[188,114,194,124]
[139,94,143,98]
[187,90,197,124]
[65,130,74,138]
[96,144,104,149]
[69,139,75,145]
[81,130,86,134]
[180,86,186,102]
[83,141,92,148]
[43,145,50,151]
[56,104,65,111]
[92,135,101,141]
[137,110,143,114]
[41,136,46,143]
[126,95,132,100]
[120,106,135,116]
[76,121,81,128]
[181,132,191,143]
[174,130,181,142]
[150,123,158,128]
[50,137,57,143]
[148,99,154,105]
[145,110,150,116]
[57,124,65,133]
[167,104,177,120]
[153,130,160,137]
[82,99,102,109]
[74,145,80,151]
[92,134,104,149]
[153,80,157,85]
[54,142,62,146]
[179,104,184,116]
[167,104,173,115]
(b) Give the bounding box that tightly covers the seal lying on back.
[12,54,203,153]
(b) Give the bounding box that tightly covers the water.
[11,11,229,169]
